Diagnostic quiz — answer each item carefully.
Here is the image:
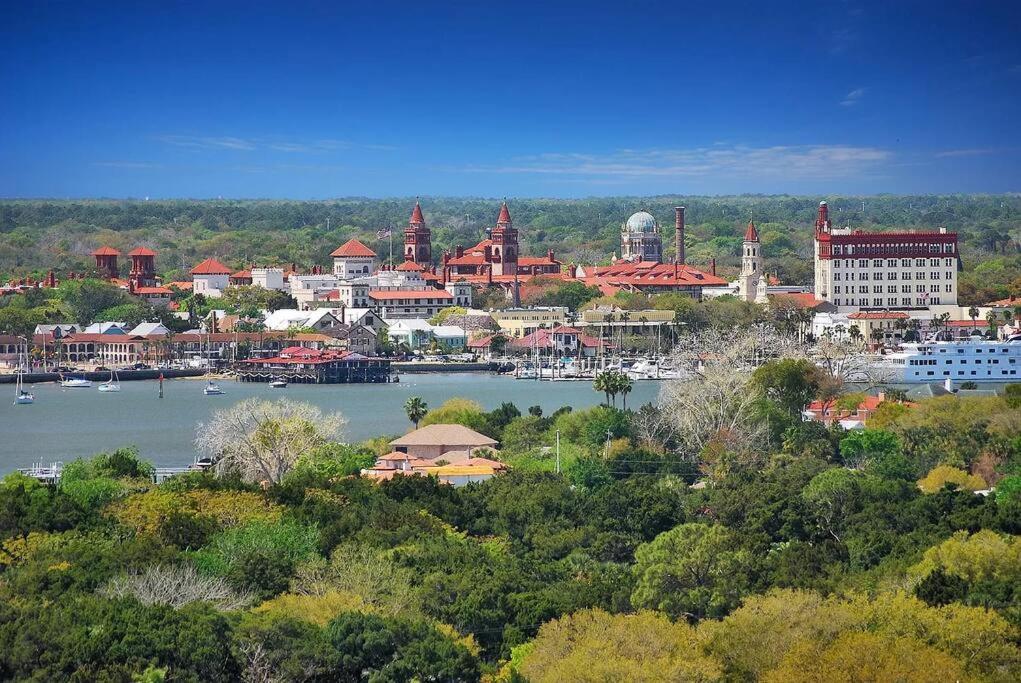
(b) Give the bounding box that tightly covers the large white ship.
[878,337,1021,383]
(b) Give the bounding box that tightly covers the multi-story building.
[489,306,569,338]
[331,239,377,279]
[813,201,959,313]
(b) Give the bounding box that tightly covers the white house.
[191,258,233,298]
[331,239,377,279]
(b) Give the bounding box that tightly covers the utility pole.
[555,426,563,473]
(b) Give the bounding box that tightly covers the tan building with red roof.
[389,423,498,461]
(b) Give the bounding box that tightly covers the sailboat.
[13,363,34,405]
[60,373,92,388]
[97,369,120,392]
[269,377,288,388]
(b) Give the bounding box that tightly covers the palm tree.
[968,306,979,326]
[404,396,428,429]
[593,370,615,407]
[616,372,633,411]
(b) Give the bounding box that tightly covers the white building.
[813,201,959,314]
[190,258,233,298]
[251,267,286,291]
[736,221,768,304]
[331,239,377,279]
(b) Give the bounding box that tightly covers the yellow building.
[489,307,568,338]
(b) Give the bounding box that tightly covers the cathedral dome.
[624,211,658,233]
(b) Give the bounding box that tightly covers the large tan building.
[390,424,498,460]
[813,201,959,313]
[489,306,569,338]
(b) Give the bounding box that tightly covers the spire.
[497,201,511,225]
[410,200,424,225]
[744,220,759,242]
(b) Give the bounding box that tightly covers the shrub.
[917,465,987,494]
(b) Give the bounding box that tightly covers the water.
[0,375,663,472]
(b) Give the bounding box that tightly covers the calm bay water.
[0,374,663,472]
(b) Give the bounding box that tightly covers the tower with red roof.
[490,201,518,276]
[738,221,764,302]
[404,200,432,267]
[92,246,121,279]
[128,247,157,288]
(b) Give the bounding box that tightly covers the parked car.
[132,363,151,370]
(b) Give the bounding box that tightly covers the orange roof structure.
[92,246,121,256]
[744,221,759,241]
[330,239,377,258]
[128,247,157,256]
[190,258,233,275]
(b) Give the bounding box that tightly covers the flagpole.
[389,224,393,268]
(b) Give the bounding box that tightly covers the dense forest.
[2,195,1019,304]
[1,369,1020,681]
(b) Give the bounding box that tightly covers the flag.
[377,227,392,239]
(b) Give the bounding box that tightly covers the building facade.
[813,201,959,313]
[619,211,663,262]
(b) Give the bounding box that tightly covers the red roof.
[331,239,377,258]
[467,333,503,348]
[231,269,252,279]
[947,320,988,328]
[447,253,488,266]
[847,311,910,320]
[410,202,425,224]
[369,289,453,301]
[128,247,157,257]
[92,246,121,256]
[744,221,759,242]
[167,281,194,290]
[190,258,233,275]
[134,286,173,295]
[770,292,828,310]
[497,202,512,224]
[586,262,727,287]
[396,260,425,271]
[508,328,605,350]
[519,256,560,267]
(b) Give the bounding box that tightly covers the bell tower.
[404,200,432,266]
[490,201,518,276]
[738,221,761,302]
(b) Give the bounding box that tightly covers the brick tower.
[403,200,432,266]
[92,246,120,279]
[490,201,518,276]
[128,247,157,288]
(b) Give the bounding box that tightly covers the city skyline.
[2,1,1020,198]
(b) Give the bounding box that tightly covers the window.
[888,272,897,280]
[887,259,897,267]
[874,272,883,280]
[902,285,911,293]
[834,286,841,294]
[903,272,911,280]
[902,297,912,306]
[859,286,868,294]
[874,286,883,293]
[930,259,939,267]
[834,273,841,281]
[873,259,883,267]
[874,298,884,306]
[931,272,940,279]
[859,259,868,268]
[945,284,953,293]
[916,284,925,293]
[887,285,897,293]
[901,259,911,267]
[945,258,954,267]
[946,272,954,280]
[915,259,925,267]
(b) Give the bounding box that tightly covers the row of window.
[910,358,1015,366]
[913,370,1017,377]
[834,285,952,295]
[833,258,955,267]
[833,271,955,281]
[832,244,955,256]
[832,297,943,307]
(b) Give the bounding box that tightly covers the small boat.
[13,368,33,405]
[203,380,225,395]
[269,377,288,388]
[97,370,120,392]
[60,374,92,388]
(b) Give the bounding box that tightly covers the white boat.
[876,338,1021,383]
[203,380,225,395]
[269,377,288,388]
[13,367,33,405]
[97,370,120,392]
[60,374,92,388]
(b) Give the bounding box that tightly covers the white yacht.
[60,374,92,388]
[878,337,1021,383]
[203,380,225,395]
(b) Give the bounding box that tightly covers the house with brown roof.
[191,258,233,298]
[331,239,377,279]
[389,424,498,461]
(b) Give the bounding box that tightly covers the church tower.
[404,200,432,266]
[737,221,762,302]
[490,201,518,276]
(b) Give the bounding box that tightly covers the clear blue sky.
[1,0,1019,198]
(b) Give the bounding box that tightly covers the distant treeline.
[1,195,1019,303]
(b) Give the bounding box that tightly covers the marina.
[0,373,665,473]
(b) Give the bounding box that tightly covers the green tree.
[58,278,131,325]
[404,396,428,428]
[753,358,823,418]
[632,523,752,620]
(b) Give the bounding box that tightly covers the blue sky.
[1,0,1019,198]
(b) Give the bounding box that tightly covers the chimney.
[674,206,685,264]
[455,244,464,259]
[710,257,717,276]
[548,249,554,261]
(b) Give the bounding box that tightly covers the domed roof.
[625,211,658,233]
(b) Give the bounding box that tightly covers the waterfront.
[0,374,664,472]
